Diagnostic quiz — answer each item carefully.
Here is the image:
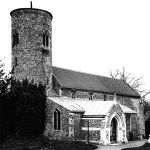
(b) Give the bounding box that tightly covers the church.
[10,5,145,145]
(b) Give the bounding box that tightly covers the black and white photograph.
[0,0,150,149]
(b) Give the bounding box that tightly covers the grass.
[0,137,98,150]
[121,142,150,150]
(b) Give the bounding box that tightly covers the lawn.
[0,137,98,150]
[121,142,150,150]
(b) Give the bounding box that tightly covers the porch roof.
[119,104,137,114]
[48,97,85,113]
[48,97,137,116]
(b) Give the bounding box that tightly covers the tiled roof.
[76,100,114,116]
[48,97,85,113]
[120,104,137,114]
[53,67,141,98]
[48,97,137,116]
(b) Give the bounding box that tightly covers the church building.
[10,5,145,145]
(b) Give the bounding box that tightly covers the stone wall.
[131,98,145,137]
[52,76,61,96]
[11,8,53,85]
[73,113,82,140]
[81,130,100,142]
[61,88,119,101]
[62,89,74,98]
[81,119,102,128]
[61,88,108,100]
[76,91,89,99]
[93,93,104,100]
[51,82,144,140]
[45,98,70,140]
[45,98,83,141]
[81,119,102,142]
[117,96,145,140]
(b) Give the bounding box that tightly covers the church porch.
[46,97,137,145]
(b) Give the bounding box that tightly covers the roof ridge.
[53,66,122,82]
[53,66,141,98]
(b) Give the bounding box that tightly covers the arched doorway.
[110,118,117,143]
[145,119,150,139]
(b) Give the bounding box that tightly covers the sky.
[0,0,150,99]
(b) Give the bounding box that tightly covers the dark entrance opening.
[145,119,150,139]
[110,118,117,143]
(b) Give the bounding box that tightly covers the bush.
[0,77,46,140]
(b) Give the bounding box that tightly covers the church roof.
[48,97,137,116]
[53,67,140,98]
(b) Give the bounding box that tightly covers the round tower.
[10,7,53,86]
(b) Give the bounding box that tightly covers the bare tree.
[110,67,150,101]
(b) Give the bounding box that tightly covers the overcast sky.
[1,0,150,99]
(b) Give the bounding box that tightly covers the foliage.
[0,59,5,80]
[10,79,46,138]
[0,59,46,141]
[0,138,98,150]
[0,60,12,141]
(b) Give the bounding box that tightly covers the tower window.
[13,31,19,48]
[43,32,49,47]
[54,109,61,130]
[15,57,18,66]
[43,34,45,46]
[46,35,49,46]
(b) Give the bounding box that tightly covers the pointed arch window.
[72,91,76,99]
[12,31,19,48]
[104,94,107,101]
[126,114,131,131]
[43,31,49,47]
[54,109,61,130]
[89,93,93,100]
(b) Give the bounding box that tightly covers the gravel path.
[95,139,147,150]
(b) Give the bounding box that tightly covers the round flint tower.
[10,6,53,86]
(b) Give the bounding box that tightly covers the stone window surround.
[72,90,76,99]
[12,30,19,48]
[43,31,50,47]
[89,92,93,100]
[126,114,131,131]
[54,108,61,131]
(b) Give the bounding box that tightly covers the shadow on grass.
[0,137,98,150]
[121,142,150,150]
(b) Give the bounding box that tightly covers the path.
[95,139,147,150]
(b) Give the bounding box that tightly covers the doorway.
[110,118,117,143]
[145,119,150,139]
